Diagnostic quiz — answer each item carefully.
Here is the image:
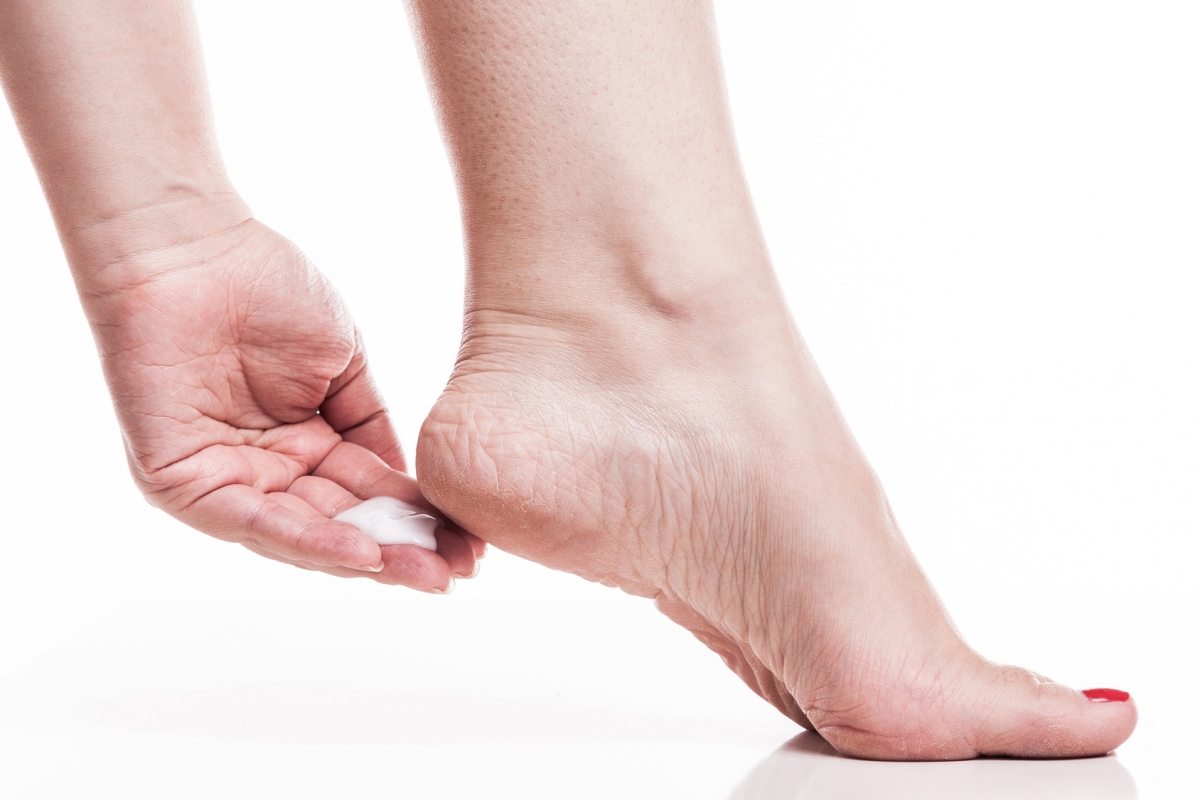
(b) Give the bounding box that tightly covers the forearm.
[0,0,248,281]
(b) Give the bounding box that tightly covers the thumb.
[322,352,407,472]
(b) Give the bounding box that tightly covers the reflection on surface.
[0,598,790,749]
[730,733,1136,800]
[71,686,769,746]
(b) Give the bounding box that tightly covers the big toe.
[972,666,1137,758]
[814,663,1137,761]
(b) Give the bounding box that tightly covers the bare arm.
[0,0,246,266]
[0,0,480,589]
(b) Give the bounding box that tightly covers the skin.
[0,0,1138,759]
[407,0,1138,758]
[0,0,482,591]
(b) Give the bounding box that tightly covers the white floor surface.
[0,576,1192,799]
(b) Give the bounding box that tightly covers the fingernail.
[433,577,456,595]
[1083,688,1130,703]
[352,562,385,573]
[468,560,481,579]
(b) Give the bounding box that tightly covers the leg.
[408,0,1135,758]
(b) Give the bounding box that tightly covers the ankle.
[463,215,789,349]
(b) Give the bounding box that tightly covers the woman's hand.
[78,214,480,591]
[1,1,478,589]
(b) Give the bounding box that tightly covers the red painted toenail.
[1083,688,1130,703]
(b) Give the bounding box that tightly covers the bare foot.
[407,0,1135,759]
[416,245,1135,759]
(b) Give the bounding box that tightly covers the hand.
[77,213,481,591]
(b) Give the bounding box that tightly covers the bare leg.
[408,0,1136,758]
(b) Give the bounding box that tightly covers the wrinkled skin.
[416,284,1139,760]
[78,217,482,590]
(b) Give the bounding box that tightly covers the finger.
[376,542,456,592]
[288,474,363,517]
[314,441,430,508]
[267,489,328,520]
[292,474,480,579]
[431,511,489,559]
[434,525,478,579]
[314,442,487,575]
[186,482,382,571]
[457,527,489,560]
[311,444,484,578]
[313,442,488,560]
[241,540,454,591]
[321,351,407,472]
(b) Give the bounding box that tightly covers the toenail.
[1082,688,1130,703]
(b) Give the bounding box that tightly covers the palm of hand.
[83,219,477,588]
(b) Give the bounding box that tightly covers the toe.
[655,598,813,730]
[973,666,1137,758]
[808,661,1137,760]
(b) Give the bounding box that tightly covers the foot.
[416,241,1136,760]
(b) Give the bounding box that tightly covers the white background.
[0,1,1195,797]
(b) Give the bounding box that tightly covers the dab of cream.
[334,496,439,550]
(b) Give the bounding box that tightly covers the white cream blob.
[334,496,440,550]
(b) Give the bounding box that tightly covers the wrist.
[61,190,254,297]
